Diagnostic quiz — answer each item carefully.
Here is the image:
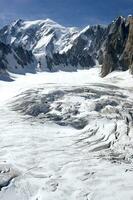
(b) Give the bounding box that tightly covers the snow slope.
[0,68,133,200]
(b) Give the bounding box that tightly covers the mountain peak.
[44,18,58,24]
[12,19,24,26]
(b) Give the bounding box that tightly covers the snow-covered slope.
[0,69,133,200]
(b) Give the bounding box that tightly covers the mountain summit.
[0,15,132,77]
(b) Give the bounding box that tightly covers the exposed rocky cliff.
[122,16,133,74]
[100,16,133,77]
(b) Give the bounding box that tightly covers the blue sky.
[0,0,132,27]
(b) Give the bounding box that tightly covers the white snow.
[80,25,90,34]
[0,68,133,200]
[5,19,79,56]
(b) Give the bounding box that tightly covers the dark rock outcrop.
[100,16,133,77]
[121,16,133,74]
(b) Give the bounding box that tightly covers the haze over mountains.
[0,15,132,79]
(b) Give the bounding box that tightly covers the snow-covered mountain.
[0,15,133,76]
[0,18,106,71]
[0,18,79,70]
[0,19,79,54]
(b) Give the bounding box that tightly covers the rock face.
[121,16,133,74]
[0,16,132,76]
[100,16,133,77]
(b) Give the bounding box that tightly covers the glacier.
[0,68,133,200]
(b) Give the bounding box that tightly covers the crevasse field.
[0,68,133,200]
